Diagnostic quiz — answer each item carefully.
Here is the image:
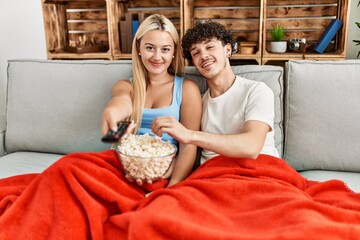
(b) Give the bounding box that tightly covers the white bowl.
[114,134,177,181]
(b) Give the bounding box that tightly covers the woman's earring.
[172,55,175,58]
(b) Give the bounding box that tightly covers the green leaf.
[354,1,359,58]
[270,25,286,41]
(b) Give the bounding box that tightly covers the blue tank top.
[138,75,183,145]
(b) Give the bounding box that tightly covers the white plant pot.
[270,41,287,53]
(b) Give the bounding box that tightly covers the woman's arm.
[101,80,133,136]
[167,79,202,187]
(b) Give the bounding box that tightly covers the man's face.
[189,38,231,80]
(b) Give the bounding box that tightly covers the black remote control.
[101,121,131,143]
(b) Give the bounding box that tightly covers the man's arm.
[167,79,202,187]
[152,118,270,160]
[190,120,269,159]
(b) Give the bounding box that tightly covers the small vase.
[270,41,287,53]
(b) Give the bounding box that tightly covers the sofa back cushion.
[6,59,284,157]
[185,65,284,157]
[6,59,133,154]
[284,60,360,171]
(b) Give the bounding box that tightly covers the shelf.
[41,0,350,64]
[42,0,110,60]
[110,0,181,60]
[47,51,112,60]
[262,0,350,64]
[183,0,263,64]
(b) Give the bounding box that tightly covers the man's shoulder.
[235,75,265,87]
[235,76,272,94]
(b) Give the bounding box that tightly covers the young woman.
[101,14,202,186]
[0,14,201,239]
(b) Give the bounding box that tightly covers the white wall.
[0,0,47,128]
[0,0,47,77]
[347,0,360,59]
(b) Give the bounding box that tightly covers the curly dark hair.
[181,21,234,62]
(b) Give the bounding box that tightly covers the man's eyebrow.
[203,39,213,44]
[190,46,197,52]
[190,38,215,51]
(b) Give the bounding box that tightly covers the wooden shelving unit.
[262,0,350,64]
[42,0,112,59]
[183,0,263,64]
[109,0,181,60]
[42,0,181,60]
[41,0,350,64]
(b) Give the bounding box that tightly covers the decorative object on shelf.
[119,0,131,20]
[288,38,308,53]
[354,0,360,58]
[64,34,108,53]
[119,12,133,53]
[232,41,238,53]
[314,19,343,54]
[239,42,257,54]
[270,24,287,53]
[119,12,143,54]
[354,22,360,58]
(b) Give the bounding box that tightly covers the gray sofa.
[1,59,359,192]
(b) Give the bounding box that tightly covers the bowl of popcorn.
[114,133,177,181]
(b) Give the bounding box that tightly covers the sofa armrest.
[0,112,5,157]
[0,72,6,157]
[0,131,5,157]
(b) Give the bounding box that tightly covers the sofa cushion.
[300,170,360,193]
[185,65,284,157]
[284,60,360,171]
[6,59,133,154]
[0,152,64,179]
[6,59,284,159]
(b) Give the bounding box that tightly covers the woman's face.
[138,30,175,76]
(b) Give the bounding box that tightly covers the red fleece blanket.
[1,150,360,239]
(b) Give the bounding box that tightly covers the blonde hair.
[130,14,184,133]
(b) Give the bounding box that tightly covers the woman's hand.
[102,106,123,135]
[101,80,133,136]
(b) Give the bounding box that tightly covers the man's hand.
[151,116,192,144]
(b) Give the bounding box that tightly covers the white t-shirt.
[201,76,279,163]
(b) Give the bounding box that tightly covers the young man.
[151,21,279,164]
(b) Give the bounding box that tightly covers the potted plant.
[270,24,287,53]
[354,1,360,58]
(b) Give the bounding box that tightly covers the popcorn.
[116,134,177,181]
